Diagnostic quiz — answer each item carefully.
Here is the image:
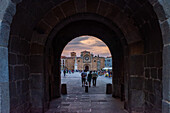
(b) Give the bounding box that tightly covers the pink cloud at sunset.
[61,36,111,57]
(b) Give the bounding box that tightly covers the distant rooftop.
[81,50,90,53]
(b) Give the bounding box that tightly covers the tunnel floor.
[46,72,126,113]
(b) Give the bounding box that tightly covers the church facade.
[61,51,105,71]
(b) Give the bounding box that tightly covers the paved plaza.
[46,72,126,113]
[61,72,112,94]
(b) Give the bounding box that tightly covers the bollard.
[106,83,112,94]
[61,84,67,95]
[85,85,88,93]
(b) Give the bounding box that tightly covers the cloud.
[64,45,91,50]
[61,35,111,57]
[80,38,97,45]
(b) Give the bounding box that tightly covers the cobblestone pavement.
[46,72,127,113]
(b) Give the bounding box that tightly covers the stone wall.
[0,0,169,113]
[65,58,75,70]
[8,35,31,112]
[144,52,162,113]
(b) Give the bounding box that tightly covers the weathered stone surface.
[9,82,17,98]
[14,66,25,80]
[30,74,43,89]
[130,77,144,90]
[145,68,150,78]
[32,32,47,45]
[30,55,43,73]
[147,53,154,67]
[16,55,25,64]
[129,55,144,76]
[153,80,162,96]
[36,20,52,34]
[162,100,170,113]
[97,1,110,16]
[158,68,162,80]
[151,68,157,79]
[162,76,170,101]
[31,43,44,55]
[9,53,17,65]
[163,45,170,76]
[16,81,22,96]
[161,18,170,45]
[154,52,162,67]
[0,0,168,113]
[148,0,157,6]
[0,47,8,82]
[60,0,76,17]
[74,0,86,13]
[11,0,22,4]
[43,11,59,27]
[0,0,9,19]
[153,2,167,22]
[0,22,10,47]
[145,101,154,113]
[31,89,44,107]
[159,0,170,18]
[0,82,9,113]
[86,0,99,13]
[53,6,65,20]
[145,79,153,93]
[22,80,29,93]
[148,93,155,104]
[3,2,16,24]
[130,89,144,111]
[9,66,14,81]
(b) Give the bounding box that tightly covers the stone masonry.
[0,0,170,113]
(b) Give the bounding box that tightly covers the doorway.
[84,65,89,71]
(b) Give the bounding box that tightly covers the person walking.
[81,70,87,87]
[63,70,66,77]
[87,71,92,87]
[92,71,98,86]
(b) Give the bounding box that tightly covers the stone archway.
[84,65,90,71]
[0,0,169,113]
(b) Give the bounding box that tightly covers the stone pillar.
[129,55,145,113]
[0,1,16,112]
[160,12,170,112]
[112,56,123,98]
[0,30,10,113]
[30,54,45,113]
[162,45,170,113]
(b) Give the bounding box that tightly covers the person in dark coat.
[63,70,66,77]
[87,71,92,87]
[92,71,98,86]
[81,70,87,87]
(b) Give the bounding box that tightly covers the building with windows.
[61,51,105,71]
[60,56,66,70]
[105,56,112,68]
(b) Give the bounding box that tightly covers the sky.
[61,36,111,57]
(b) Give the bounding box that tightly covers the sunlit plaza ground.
[46,72,126,113]
[61,72,112,94]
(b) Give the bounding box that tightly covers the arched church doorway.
[84,65,89,71]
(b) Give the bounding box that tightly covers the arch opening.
[0,0,166,112]
[43,18,126,113]
[60,35,113,94]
